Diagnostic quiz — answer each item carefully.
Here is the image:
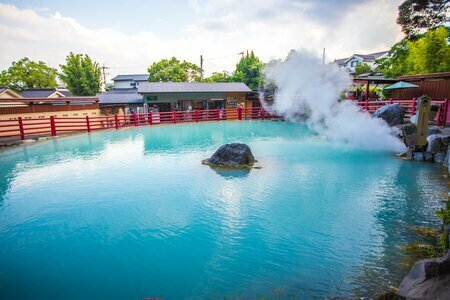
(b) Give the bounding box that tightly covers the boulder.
[427,134,442,153]
[434,152,446,163]
[373,104,406,126]
[443,148,450,167]
[414,152,424,161]
[397,251,450,299]
[428,127,442,135]
[424,152,433,162]
[401,124,417,149]
[203,143,255,168]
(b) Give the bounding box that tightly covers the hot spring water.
[0,122,446,299]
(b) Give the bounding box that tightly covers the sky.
[0,0,404,81]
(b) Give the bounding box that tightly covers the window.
[130,82,137,88]
[351,61,359,67]
[147,95,158,102]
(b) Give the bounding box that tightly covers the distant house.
[138,82,252,112]
[97,88,144,114]
[111,74,149,89]
[334,51,388,73]
[0,88,27,107]
[20,88,72,98]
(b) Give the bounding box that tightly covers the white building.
[334,51,388,73]
[110,74,149,89]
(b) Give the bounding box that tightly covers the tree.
[0,57,58,91]
[354,63,372,75]
[397,0,449,38]
[232,51,264,90]
[147,57,201,82]
[377,26,449,77]
[407,26,450,73]
[203,71,231,82]
[376,39,412,78]
[60,53,102,96]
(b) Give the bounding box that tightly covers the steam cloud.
[263,51,405,152]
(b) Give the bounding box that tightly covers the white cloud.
[0,1,403,80]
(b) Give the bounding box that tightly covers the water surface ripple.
[0,122,447,299]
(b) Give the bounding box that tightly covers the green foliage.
[232,51,263,90]
[397,0,448,39]
[147,57,201,82]
[203,71,230,82]
[59,52,102,96]
[406,26,450,73]
[377,26,450,77]
[376,39,412,78]
[0,57,58,91]
[354,63,372,75]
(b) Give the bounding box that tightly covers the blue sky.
[0,0,403,80]
[2,0,198,37]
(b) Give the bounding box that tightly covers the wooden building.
[392,72,450,100]
[138,82,252,112]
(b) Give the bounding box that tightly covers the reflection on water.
[0,121,447,299]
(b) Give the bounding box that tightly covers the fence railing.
[1,99,448,142]
[354,98,449,126]
[0,107,277,141]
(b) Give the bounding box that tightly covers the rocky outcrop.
[373,104,406,126]
[397,251,450,299]
[401,124,418,149]
[202,143,255,168]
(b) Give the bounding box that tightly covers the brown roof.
[399,72,450,81]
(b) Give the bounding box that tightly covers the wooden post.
[216,108,220,121]
[195,109,199,123]
[50,116,56,136]
[173,110,177,124]
[149,112,153,125]
[18,117,25,140]
[436,104,442,127]
[114,114,119,129]
[238,107,242,120]
[85,116,91,132]
[412,98,417,115]
[133,113,138,126]
[365,100,369,111]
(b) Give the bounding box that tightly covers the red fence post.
[216,108,220,121]
[195,109,199,123]
[50,116,56,136]
[173,110,177,124]
[86,116,91,132]
[364,100,369,111]
[114,114,119,129]
[18,117,25,140]
[444,99,449,126]
[389,98,393,104]
[436,104,442,127]
[412,98,417,115]
[149,112,153,125]
[133,113,138,126]
[238,107,242,120]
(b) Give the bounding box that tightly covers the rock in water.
[397,251,450,299]
[203,143,255,168]
[373,104,406,126]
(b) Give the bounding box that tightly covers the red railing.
[354,98,449,126]
[0,107,277,141]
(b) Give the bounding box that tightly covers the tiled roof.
[111,74,149,81]
[138,82,252,93]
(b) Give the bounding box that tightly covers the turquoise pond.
[0,121,447,299]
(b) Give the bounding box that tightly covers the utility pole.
[101,64,109,90]
[200,55,204,81]
[322,48,326,64]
